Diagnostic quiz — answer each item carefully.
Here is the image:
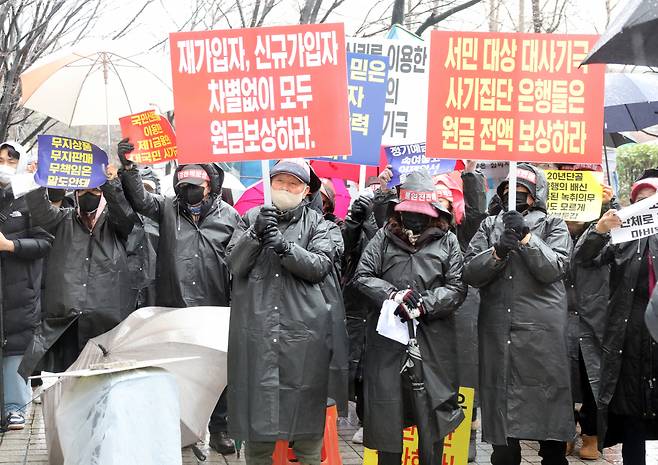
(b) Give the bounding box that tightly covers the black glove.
[350,196,373,223]
[262,226,289,255]
[494,229,521,259]
[117,138,135,168]
[254,206,278,237]
[502,210,530,239]
[389,289,425,321]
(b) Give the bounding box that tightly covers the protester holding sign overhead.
[464,164,573,465]
[226,159,333,465]
[572,176,658,465]
[116,138,244,455]
[353,170,466,465]
[20,157,135,377]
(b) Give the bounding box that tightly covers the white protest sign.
[611,192,658,244]
[347,38,428,146]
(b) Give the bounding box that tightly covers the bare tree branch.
[319,0,346,23]
[415,0,484,35]
[112,1,154,40]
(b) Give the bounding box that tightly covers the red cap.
[631,177,658,203]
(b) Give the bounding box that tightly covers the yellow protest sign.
[363,386,474,465]
[545,170,603,222]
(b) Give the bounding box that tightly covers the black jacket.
[226,204,334,441]
[120,167,244,308]
[20,180,134,374]
[574,229,658,447]
[463,165,574,444]
[354,226,467,452]
[0,189,51,355]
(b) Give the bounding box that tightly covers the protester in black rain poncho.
[563,179,617,460]
[341,183,379,444]
[20,164,135,377]
[0,142,52,430]
[353,169,467,465]
[308,179,350,417]
[434,162,487,463]
[573,175,658,465]
[464,163,573,465]
[124,167,160,309]
[226,158,334,465]
[116,139,244,455]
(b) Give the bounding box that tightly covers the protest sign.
[611,192,658,244]
[119,110,177,165]
[476,161,509,190]
[426,32,605,164]
[310,52,388,166]
[545,170,603,222]
[35,135,108,189]
[169,23,351,164]
[384,142,456,187]
[347,38,428,146]
[363,386,474,465]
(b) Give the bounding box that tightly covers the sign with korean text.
[310,52,388,166]
[170,24,351,164]
[119,110,177,165]
[611,192,658,244]
[384,142,456,187]
[35,135,108,189]
[363,386,474,465]
[545,170,603,222]
[426,32,605,164]
[347,38,428,146]
[476,161,509,190]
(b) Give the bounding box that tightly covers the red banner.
[169,24,351,164]
[426,32,605,164]
[119,110,177,165]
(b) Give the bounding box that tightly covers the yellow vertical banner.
[545,170,604,222]
[363,386,475,465]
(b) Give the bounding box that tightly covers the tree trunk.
[391,0,405,26]
[518,0,525,32]
[300,0,317,24]
[531,0,542,32]
[488,0,499,32]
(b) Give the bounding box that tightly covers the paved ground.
[1,402,658,464]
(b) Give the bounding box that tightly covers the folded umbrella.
[400,321,443,465]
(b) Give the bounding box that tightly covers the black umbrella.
[583,0,658,66]
[604,73,658,133]
[604,132,635,147]
[400,321,442,465]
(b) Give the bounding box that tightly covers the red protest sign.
[169,23,351,164]
[426,32,605,164]
[119,110,177,165]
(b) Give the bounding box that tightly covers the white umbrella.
[40,305,230,464]
[20,40,173,151]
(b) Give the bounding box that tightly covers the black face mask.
[181,184,205,205]
[78,192,101,213]
[502,191,530,213]
[48,188,66,203]
[400,212,431,235]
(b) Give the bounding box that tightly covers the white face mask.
[0,165,16,185]
[271,188,305,211]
